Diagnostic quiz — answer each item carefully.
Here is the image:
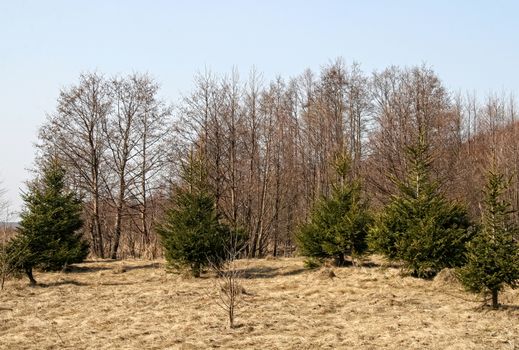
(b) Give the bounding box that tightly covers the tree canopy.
[369,137,473,278]
[459,169,519,308]
[10,160,88,284]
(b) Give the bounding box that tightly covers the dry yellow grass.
[0,257,517,349]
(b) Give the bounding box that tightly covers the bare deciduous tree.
[211,233,245,329]
[39,73,111,258]
[35,60,519,260]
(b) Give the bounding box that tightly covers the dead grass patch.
[0,257,517,349]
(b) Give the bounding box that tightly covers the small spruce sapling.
[369,135,473,278]
[9,159,88,285]
[459,169,519,309]
[157,153,232,277]
[297,153,371,267]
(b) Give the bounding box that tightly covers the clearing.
[0,257,517,349]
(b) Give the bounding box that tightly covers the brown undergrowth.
[0,257,517,349]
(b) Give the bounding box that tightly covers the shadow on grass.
[35,280,137,287]
[235,266,307,279]
[356,259,405,269]
[97,281,138,286]
[232,259,388,279]
[38,279,90,287]
[357,261,380,268]
[500,304,519,311]
[64,265,113,273]
[65,262,161,274]
[476,303,519,312]
[122,263,162,272]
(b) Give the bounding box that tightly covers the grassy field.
[0,257,517,349]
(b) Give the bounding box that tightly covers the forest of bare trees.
[36,59,519,259]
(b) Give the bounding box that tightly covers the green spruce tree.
[11,159,88,285]
[297,154,371,266]
[459,169,519,309]
[157,154,232,277]
[369,136,473,278]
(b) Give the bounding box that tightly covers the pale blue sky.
[1,0,519,215]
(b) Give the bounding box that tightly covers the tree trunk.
[140,122,150,258]
[273,235,278,258]
[334,254,345,267]
[110,209,122,259]
[93,191,104,258]
[25,267,36,286]
[88,220,98,258]
[229,304,235,329]
[192,262,201,278]
[110,171,126,259]
[249,232,258,258]
[491,289,499,309]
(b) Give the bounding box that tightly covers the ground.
[0,257,517,350]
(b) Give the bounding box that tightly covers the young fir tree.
[369,136,473,278]
[157,155,232,277]
[10,159,88,285]
[297,154,371,267]
[459,169,519,309]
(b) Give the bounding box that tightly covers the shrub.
[158,187,233,277]
[459,169,519,308]
[297,155,371,266]
[9,159,88,285]
[369,137,473,278]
